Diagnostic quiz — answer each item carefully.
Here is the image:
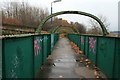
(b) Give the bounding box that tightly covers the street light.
[51,0,62,26]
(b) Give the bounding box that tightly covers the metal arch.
[56,29,71,34]
[36,11,109,35]
[51,26,60,33]
[54,27,75,33]
[51,26,79,33]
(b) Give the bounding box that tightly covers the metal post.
[51,2,53,26]
[50,0,62,27]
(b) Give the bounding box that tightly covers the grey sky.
[1,0,119,31]
[28,0,119,31]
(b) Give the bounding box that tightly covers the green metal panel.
[68,34,76,43]
[67,34,80,48]
[80,36,85,52]
[74,34,80,47]
[67,34,81,51]
[3,36,34,78]
[34,35,43,76]
[77,34,81,48]
[74,34,80,48]
[43,35,48,63]
[88,36,97,64]
[70,34,75,43]
[71,34,76,44]
[0,39,2,79]
[84,36,89,56]
[97,37,115,78]
[70,34,74,42]
[54,34,59,45]
[51,34,54,51]
[47,34,51,55]
[113,38,120,79]
[54,34,56,46]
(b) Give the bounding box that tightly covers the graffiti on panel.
[81,36,84,44]
[34,37,41,56]
[10,46,23,78]
[89,37,96,54]
[10,55,18,78]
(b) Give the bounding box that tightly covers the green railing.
[67,34,120,78]
[1,34,59,78]
[1,33,120,78]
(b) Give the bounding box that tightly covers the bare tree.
[2,2,49,29]
[74,22,86,34]
[39,8,49,22]
[88,15,110,34]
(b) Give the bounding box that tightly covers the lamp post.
[51,0,61,26]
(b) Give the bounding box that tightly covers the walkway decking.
[36,38,106,79]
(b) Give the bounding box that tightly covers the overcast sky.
[1,0,120,31]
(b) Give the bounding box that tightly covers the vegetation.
[1,2,109,35]
[87,15,110,35]
[2,2,49,28]
[49,18,86,34]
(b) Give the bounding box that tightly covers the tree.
[47,18,86,33]
[74,22,86,34]
[2,2,49,28]
[88,15,110,35]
